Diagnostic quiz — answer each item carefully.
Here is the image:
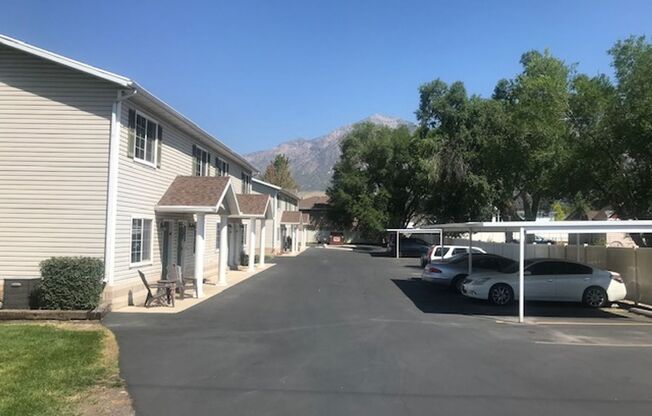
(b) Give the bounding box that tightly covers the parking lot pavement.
[106,248,652,416]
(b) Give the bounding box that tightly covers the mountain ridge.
[244,114,414,191]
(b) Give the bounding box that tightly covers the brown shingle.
[157,176,230,207]
[281,211,302,224]
[236,194,270,216]
[299,195,329,210]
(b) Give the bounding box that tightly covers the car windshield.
[500,259,535,273]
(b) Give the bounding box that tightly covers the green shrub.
[39,257,104,310]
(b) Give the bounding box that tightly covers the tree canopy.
[260,154,299,191]
[326,35,652,245]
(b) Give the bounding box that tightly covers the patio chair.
[139,270,168,308]
[167,264,196,299]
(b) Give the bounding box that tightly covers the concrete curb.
[628,307,652,319]
[0,305,110,321]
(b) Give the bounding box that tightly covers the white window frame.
[129,214,154,267]
[195,145,209,176]
[133,110,159,168]
[216,157,230,177]
[241,172,251,193]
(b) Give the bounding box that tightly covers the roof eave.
[0,34,133,88]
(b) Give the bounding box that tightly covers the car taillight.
[610,272,624,283]
[428,267,442,273]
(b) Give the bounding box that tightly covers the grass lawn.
[0,323,125,416]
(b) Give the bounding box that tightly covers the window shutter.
[213,156,219,176]
[127,109,136,158]
[156,125,163,169]
[192,144,198,175]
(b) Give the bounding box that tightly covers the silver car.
[421,253,516,293]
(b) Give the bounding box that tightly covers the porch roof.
[281,211,302,224]
[234,194,272,218]
[155,176,240,214]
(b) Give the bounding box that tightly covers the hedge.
[39,257,104,310]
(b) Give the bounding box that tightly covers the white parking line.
[495,319,652,326]
[535,341,652,348]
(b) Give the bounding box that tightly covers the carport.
[419,221,652,323]
[386,228,443,259]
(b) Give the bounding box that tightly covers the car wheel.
[451,275,467,294]
[583,286,608,308]
[488,284,513,306]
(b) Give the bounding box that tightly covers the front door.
[160,222,171,279]
[177,222,187,271]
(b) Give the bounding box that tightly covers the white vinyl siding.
[112,100,253,282]
[0,44,114,278]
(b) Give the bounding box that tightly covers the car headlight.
[472,277,491,285]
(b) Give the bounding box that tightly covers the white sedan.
[461,258,627,307]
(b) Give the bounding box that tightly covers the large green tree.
[494,50,573,221]
[326,123,427,239]
[415,80,495,222]
[261,154,299,191]
[566,36,652,245]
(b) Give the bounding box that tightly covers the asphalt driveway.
[106,247,652,415]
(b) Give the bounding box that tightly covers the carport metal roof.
[397,220,652,323]
[386,228,444,260]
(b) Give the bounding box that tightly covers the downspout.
[104,88,137,285]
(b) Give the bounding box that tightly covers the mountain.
[244,114,414,192]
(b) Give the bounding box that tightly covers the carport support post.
[518,227,525,323]
[194,213,205,298]
[259,219,266,266]
[396,231,400,258]
[218,219,228,286]
[439,229,444,260]
[248,218,256,272]
[468,230,473,275]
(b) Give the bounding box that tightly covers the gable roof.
[156,176,239,213]
[0,34,258,174]
[0,34,131,87]
[299,195,329,210]
[281,211,302,224]
[236,194,270,216]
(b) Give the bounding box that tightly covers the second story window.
[215,157,230,177]
[192,145,210,176]
[241,173,251,193]
[128,109,162,168]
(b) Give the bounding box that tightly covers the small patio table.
[156,280,177,307]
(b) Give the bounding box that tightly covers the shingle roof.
[281,211,302,224]
[299,195,329,210]
[236,194,270,216]
[157,176,230,208]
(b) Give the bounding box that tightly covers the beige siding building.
[0,34,304,308]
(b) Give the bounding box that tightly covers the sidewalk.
[112,263,276,314]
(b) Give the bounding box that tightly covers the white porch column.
[301,228,307,251]
[194,213,205,298]
[248,218,256,271]
[292,226,298,253]
[259,219,266,266]
[218,219,228,286]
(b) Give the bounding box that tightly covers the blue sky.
[2,0,651,153]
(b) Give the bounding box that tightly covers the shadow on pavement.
[391,278,628,319]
